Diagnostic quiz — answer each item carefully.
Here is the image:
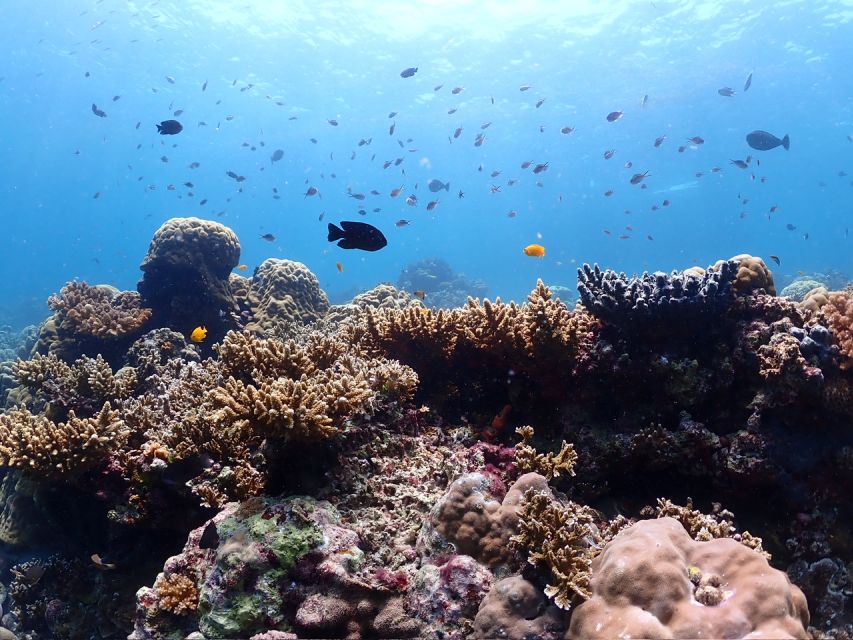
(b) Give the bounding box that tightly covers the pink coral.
[567,517,810,639]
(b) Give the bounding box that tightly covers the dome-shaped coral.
[244,258,329,335]
[714,254,776,296]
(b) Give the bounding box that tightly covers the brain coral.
[567,517,810,639]
[137,217,241,341]
[244,258,330,335]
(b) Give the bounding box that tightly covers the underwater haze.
[2,0,852,328]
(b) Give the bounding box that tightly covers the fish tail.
[155,124,162,133]
[444,182,450,191]
[782,135,790,150]
[327,223,345,242]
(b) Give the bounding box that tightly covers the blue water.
[2,0,852,328]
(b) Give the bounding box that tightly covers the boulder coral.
[243,258,329,335]
[137,217,241,342]
[567,517,810,639]
[825,291,853,368]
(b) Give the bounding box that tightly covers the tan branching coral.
[510,486,619,610]
[47,282,151,339]
[153,572,199,615]
[514,425,576,481]
[0,403,127,477]
[648,497,768,558]
[14,353,136,417]
[825,291,853,368]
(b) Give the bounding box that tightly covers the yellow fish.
[190,325,208,343]
[523,243,546,257]
[236,264,249,271]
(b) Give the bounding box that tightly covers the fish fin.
[327,223,345,242]
[337,238,357,249]
[782,135,790,150]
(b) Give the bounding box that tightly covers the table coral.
[567,517,810,639]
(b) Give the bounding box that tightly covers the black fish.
[91,103,107,117]
[746,130,789,151]
[744,72,753,92]
[270,149,284,163]
[199,521,219,550]
[156,119,183,135]
[327,221,387,252]
[400,67,418,78]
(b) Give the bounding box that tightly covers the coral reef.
[397,257,488,308]
[567,517,810,639]
[782,277,828,301]
[4,222,852,638]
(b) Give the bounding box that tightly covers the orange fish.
[483,404,512,442]
[336,262,343,273]
[523,244,545,257]
[190,326,208,343]
[236,264,249,271]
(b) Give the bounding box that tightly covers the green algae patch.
[196,496,326,638]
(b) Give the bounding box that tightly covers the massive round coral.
[567,517,810,639]
[137,217,241,342]
[243,258,330,335]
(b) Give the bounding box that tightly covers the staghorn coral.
[509,484,619,610]
[47,281,151,340]
[647,497,768,558]
[513,425,576,481]
[577,260,737,328]
[14,352,136,418]
[825,291,853,368]
[0,402,127,478]
[567,517,809,639]
[244,258,330,336]
[153,573,199,616]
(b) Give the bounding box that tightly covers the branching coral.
[509,484,621,610]
[153,573,199,615]
[514,425,576,481]
[47,281,152,339]
[14,353,136,417]
[647,497,768,558]
[0,402,127,477]
[577,261,736,328]
[825,291,853,368]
